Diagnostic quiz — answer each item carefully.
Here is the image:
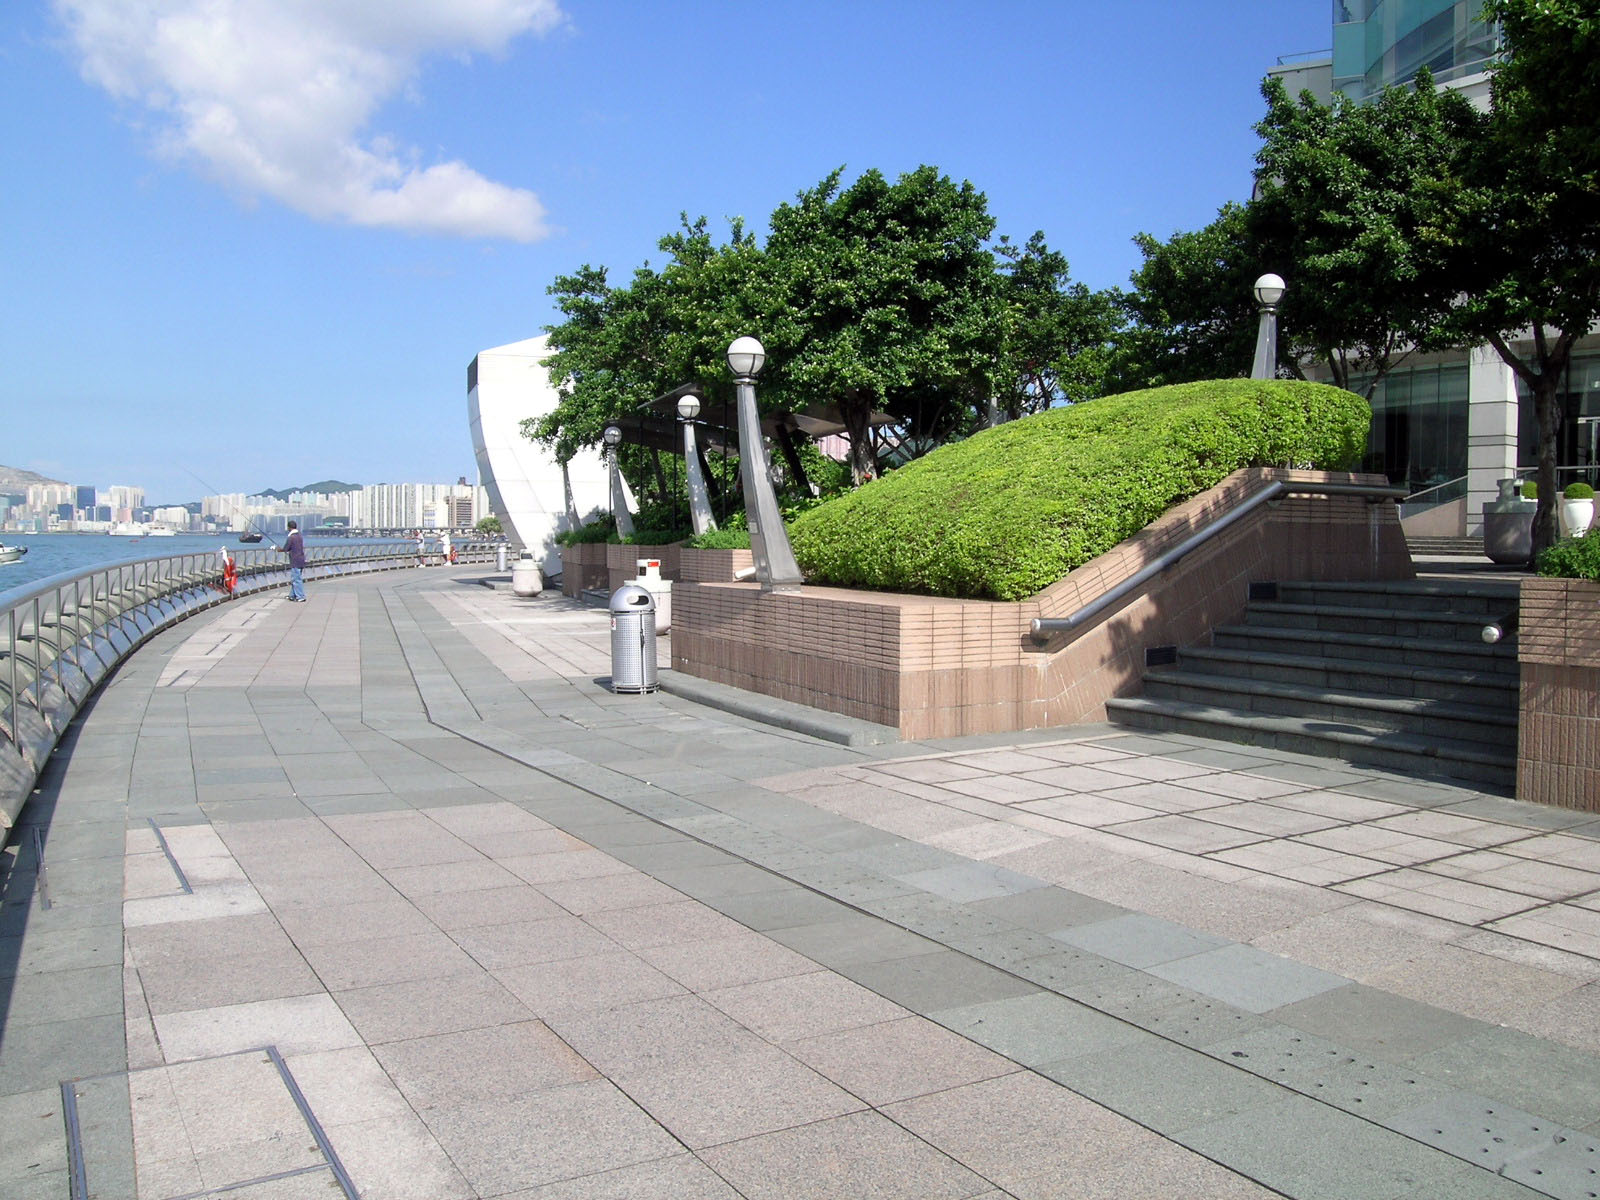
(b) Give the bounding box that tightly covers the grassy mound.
[788,379,1370,601]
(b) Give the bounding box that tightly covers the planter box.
[679,547,754,583]
[1517,576,1600,809]
[673,468,1415,739]
[607,542,683,592]
[559,543,609,597]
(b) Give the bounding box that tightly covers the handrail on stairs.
[1028,480,1409,645]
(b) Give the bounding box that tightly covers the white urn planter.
[1560,497,1595,537]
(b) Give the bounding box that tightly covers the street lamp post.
[727,336,802,591]
[677,393,717,537]
[602,423,635,540]
[1250,273,1286,380]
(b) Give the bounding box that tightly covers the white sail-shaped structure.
[468,336,610,574]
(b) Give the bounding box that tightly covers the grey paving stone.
[1042,1035,1288,1133]
[1008,947,1136,993]
[1052,912,1233,969]
[0,964,122,1026]
[514,1153,742,1199]
[1408,1026,1600,1129]
[1385,1092,1565,1174]
[1177,1090,1479,1200]
[1066,971,1268,1048]
[968,885,1127,932]
[1274,983,1492,1061]
[893,862,1047,903]
[700,1109,987,1200]
[1147,942,1349,1013]
[0,1012,125,1093]
[332,971,533,1044]
[709,886,857,932]
[1500,1126,1600,1198]
[786,1015,1015,1105]
[932,990,1147,1066]
[845,950,1040,1013]
[374,1021,597,1106]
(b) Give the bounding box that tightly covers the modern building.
[1270,2,1596,535]
[468,336,609,573]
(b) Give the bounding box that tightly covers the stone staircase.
[1105,579,1521,791]
[1404,534,1487,557]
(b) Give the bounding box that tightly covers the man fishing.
[284,520,307,602]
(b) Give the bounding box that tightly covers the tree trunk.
[840,396,877,485]
[1529,374,1561,566]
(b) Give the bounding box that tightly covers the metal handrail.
[1,540,500,825]
[1401,474,1467,508]
[1028,480,1409,644]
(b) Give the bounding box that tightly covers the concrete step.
[1211,624,1519,677]
[1104,696,1515,792]
[1404,535,1488,557]
[1175,646,1518,705]
[1141,669,1517,749]
[1271,578,1518,615]
[1242,601,1516,647]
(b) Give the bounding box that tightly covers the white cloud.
[55,0,562,241]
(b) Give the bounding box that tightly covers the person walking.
[285,520,307,602]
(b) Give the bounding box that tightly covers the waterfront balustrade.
[0,540,498,829]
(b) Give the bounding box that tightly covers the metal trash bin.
[496,544,509,572]
[609,583,658,693]
[511,549,543,597]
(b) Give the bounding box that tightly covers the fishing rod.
[182,468,284,549]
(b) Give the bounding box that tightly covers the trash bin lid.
[609,583,656,613]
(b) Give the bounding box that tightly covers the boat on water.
[0,542,27,564]
[146,527,176,537]
[238,531,263,544]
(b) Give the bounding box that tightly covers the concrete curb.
[655,669,898,748]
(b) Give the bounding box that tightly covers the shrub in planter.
[1564,482,1596,500]
[556,515,616,545]
[1537,530,1600,580]
[684,528,751,550]
[1521,481,1538,499]
[787,378,1369,601]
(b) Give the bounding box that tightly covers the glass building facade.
[1516,353,1600,488]
[1358,363,1470,492]
[1332,0,1498,100]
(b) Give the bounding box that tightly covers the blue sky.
[2,1,1330,505]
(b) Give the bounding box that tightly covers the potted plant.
[1561,481,1596,537]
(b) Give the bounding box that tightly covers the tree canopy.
[530,165,1118,489]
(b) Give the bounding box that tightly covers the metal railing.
[1028,480,1409,644]
[1398,474,1467,519]
[0,540,499,829]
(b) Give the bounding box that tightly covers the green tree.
[994,231,1122,417]
[1252,71,1482,397]
[474,514,502,535]
[1454,0,1600,560]
[760,166,1007,482]
[1114,202,1261,391]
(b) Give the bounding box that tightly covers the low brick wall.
[1517,577,1600,809]
[672,468,1415,739]
[559,543,609,597]
[607,542,683,592]
[679,548,754,583]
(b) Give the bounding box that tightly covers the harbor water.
[0,532,411,601]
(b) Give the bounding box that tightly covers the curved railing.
[0,540,501,828]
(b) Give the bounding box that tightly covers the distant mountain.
[256,480,363,500]
[0,463,67,492]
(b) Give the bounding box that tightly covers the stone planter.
[1484,479,1537,565]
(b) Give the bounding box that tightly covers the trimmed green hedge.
[788,379,1369,601]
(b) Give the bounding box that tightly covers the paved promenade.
[4,566,1600,1199]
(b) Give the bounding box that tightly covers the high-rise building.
[1269,6,1596,536]
[1332,1,1498,103]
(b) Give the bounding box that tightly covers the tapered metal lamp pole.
[602,423,635,539]
[727,337,801,591]
[1250,273,1286,380]
[677,393,716,537]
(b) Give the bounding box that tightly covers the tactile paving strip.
[1386,1094,1564,1174]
